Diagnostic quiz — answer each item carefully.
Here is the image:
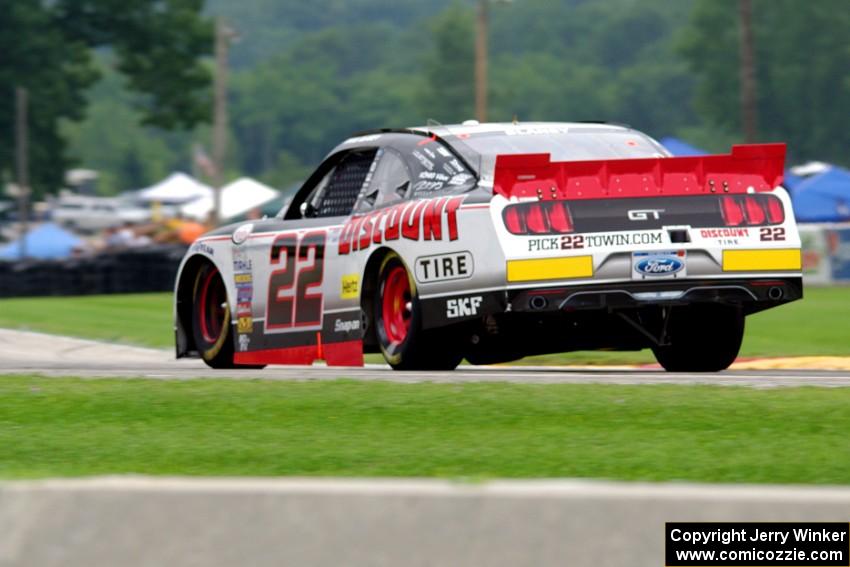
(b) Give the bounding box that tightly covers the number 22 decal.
[759,227,786,241]
[266,231,326,329]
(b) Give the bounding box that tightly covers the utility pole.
[738,0,758,142]
[15,87,29,261]
[212,17,233,226]
[474,0,489,123]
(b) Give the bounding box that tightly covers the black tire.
[190,263,266,369]
[651,304,744,372]
[191,263,236,369]
[374,253,462,371]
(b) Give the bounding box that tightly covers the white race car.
[174,122,801,371]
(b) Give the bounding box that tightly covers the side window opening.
[406,141,476,198]
[354,148,412,213]
[292,149,377,219]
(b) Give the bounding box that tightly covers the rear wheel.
[651,304,744,372]
[374,253,462,371]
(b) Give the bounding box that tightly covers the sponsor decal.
[232,223,254,245]
[234,273,252,284]
[627,209,665,221]
[701,227,751,246]
[527,231,661,252]
[412,150,434,171]
[232,249,252,272]
[701,228,750,239]
[633,251,686,279]
[341,274,360,299]
[449,173,473,186]
[236,283,253,303]
[237,316,253,333]
[191,242,214,256]
[415,252,473,283]
[418,171,449,182]
[338,196,464,255]
[446,296,483,318]
[236,302,252,316]
[585,231,663,248]
[238,334,250,352]
[334,318,361,333]
[412,180,446,193]
[527,235,585,252]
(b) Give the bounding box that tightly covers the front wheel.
[191,263,264,369]
[651,304,744,372]
[374,253,462,371]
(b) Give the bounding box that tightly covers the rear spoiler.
[493,143,786,200]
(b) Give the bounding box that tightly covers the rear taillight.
[720,195,784,227]
[503,207,526,233]
[721,197,745,226]
[502,201,574,235]
[766,197,784,224]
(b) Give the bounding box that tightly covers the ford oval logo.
[635,256,684,276]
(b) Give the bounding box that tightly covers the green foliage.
[680,0,850,163]
[60,59,195,193]
[0,0,212,196]
[12,0,850,197]
[419,3,475,123]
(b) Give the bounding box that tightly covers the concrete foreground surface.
[3,476,850,567]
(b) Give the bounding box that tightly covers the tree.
[419,4,475,123]
[0,0,212,196]
[680,0,850,163]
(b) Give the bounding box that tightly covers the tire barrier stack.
[0,245,188,298]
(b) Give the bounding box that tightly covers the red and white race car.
[174,122,802,372]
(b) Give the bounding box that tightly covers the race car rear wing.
[493,143,786,201]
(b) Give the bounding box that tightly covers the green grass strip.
[1,376,849,483]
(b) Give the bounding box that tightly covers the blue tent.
[0,223,83,261]
[792,167,850,223]
[782,169,805,192]
[659,137,708,157]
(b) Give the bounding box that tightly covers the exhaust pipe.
[529,296,548,310]
[767,287,783,300]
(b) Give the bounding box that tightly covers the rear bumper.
[419,276,802,329]
[508,277,802,314]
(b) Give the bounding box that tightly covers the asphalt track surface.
[1,329,849,387]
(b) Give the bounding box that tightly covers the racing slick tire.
[191,263,265,370]
[651,304,744,372]
[374,252,463,371]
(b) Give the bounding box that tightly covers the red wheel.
[189,262,264,370]
[199,267,227,344]
[191,263,234,368]
[381,265,412,346]
[374,252,462,371]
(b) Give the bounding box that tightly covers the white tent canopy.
[137,172,213,204]
[180,177,279,221]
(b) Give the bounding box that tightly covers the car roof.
[340,122,631,149]
[334,121,664,178]
[409,121,630,138]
